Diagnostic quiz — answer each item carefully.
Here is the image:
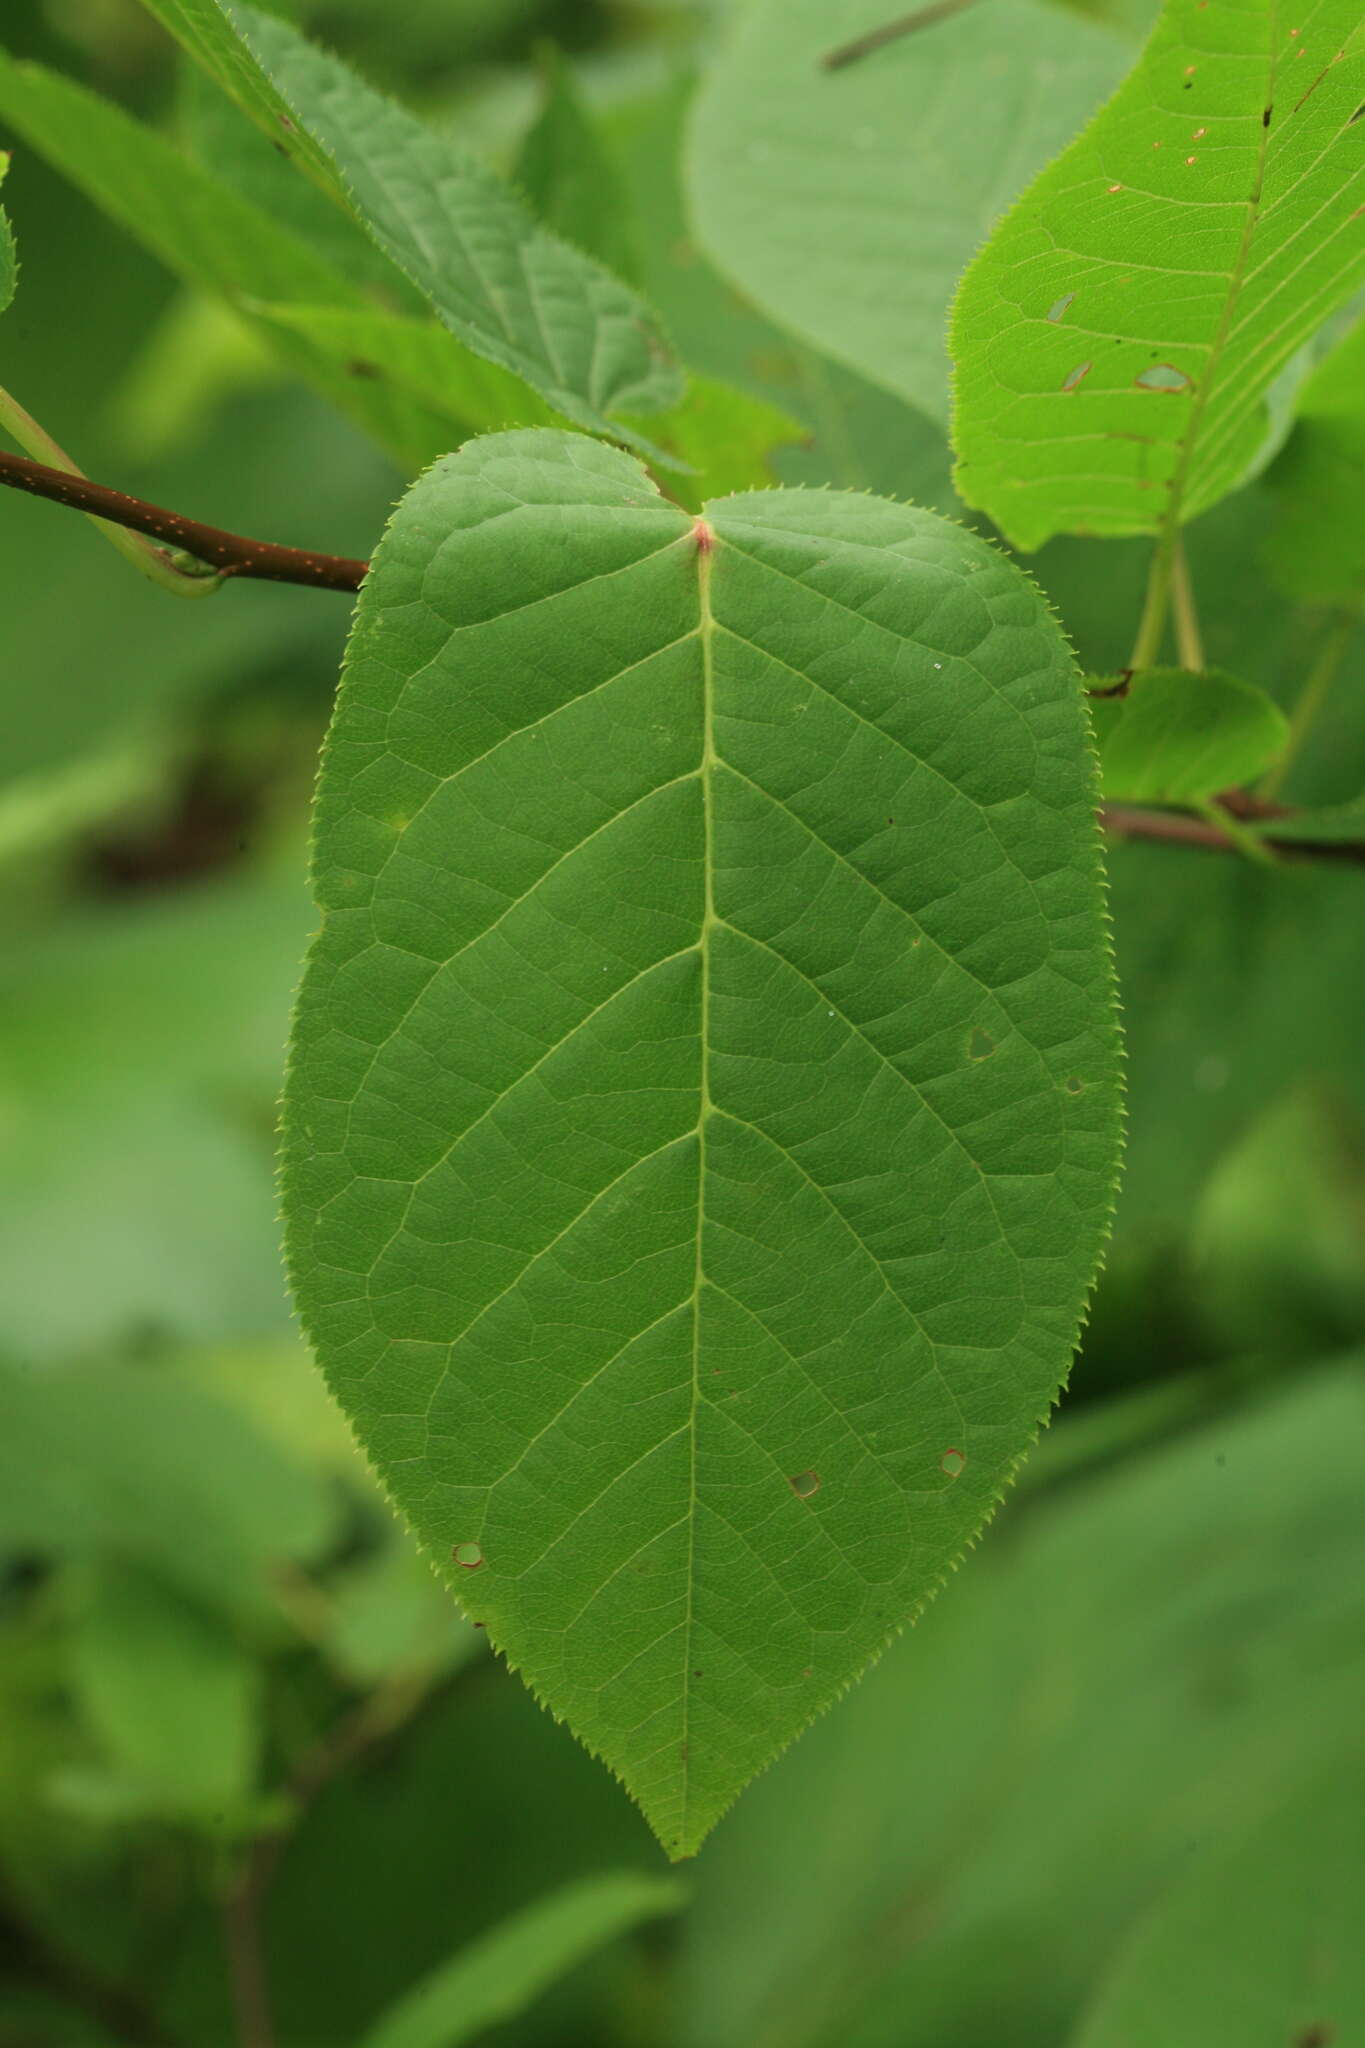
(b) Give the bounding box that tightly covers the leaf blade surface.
[952,1,1365,547]
[283,428,1122,1852]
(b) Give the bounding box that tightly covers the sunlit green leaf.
[1090,667,1288,802]
[1069,1748,1365,2048]
[283,426,1122,1854]
[952,1,1365,548]
[360,1873,684,2048]
[689,0,1128,423]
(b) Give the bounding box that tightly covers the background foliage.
[1,0,1362,2043]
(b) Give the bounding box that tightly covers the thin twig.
[1102,802,1365,865]
[0,449,368,594]
[822,0,978,71]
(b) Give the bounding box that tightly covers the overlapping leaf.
[136,0,685,443]
[688,0,1129,423]
[282,426,1122,1853]
[952,0,1365,548]
[1090,666,1287,800]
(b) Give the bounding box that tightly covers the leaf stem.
[1259,604,1359,801]
[1170,537,1206,672]
[0,383,222,598]
[0,441,368,594]
[1128,529,1177,671]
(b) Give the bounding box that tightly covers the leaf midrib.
[1161,0,1281,536]
[680,520,717,1842]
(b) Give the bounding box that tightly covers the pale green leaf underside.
[360,1873,683,2048]
[1090,666,1288,800]
[283,428,1121,1854]
[1069,1752,1365,2048]
[952,0,1365,549]
[688,0,1129,425]
[153,0,685,443]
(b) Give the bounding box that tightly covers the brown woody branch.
[3,445,1362,867]
[0,448,367,593]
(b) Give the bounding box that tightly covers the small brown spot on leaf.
[1062,360,1093,391]
[940,1447,967,1477]
[967,1026,996,1060]
[789,1470,821,1499]
[452,1541,484,1570]
[1136,363,1193,392]
[1045,291,1076,321]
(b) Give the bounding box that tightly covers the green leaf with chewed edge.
[1265,315,1365,604]
[951,2,1365,551]
[282,426,1122,1855]
[140,0,685,447]
[688,0,1130,426]
[0,154,16,316]
[1089,667,1288,802]
[359,1874,684,2048]
[1068,1750,1365,2048]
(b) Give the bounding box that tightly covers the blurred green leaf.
[65,1563,262,1826]
[609,75,959,507]
[1090,668,1288,803]
[689,0,1128,425]
[1111,844,1365,1229]
[360,1873,684,2048]
[1068,1750,1365,2048]
[1265,316,1365,606]
[0,867,313,1354]
[0,151,16,315]
[0,49,456,468]
[515,45,644,286]
[952,0,1365,548]
[0,1359,339,1617]
[686,1365,1365,2048]
[326,1537,485,1687]
[1258,792,1365,846]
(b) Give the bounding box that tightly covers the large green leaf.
[1068,1750,1365,2048]
[1265,314,1365,604]
[360,1873,683,2048]
[139,0,686,443]
[952,1,1365,548]
[688,0,1129,424]
[283,426,1122,1853]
